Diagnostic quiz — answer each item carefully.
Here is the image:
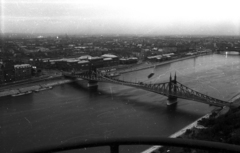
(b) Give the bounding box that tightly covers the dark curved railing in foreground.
[19,137,240,153]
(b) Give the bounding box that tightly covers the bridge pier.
[88,80,98,90]
[167,73,178,105]
[167,96,178,105]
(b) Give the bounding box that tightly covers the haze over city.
[1,0,240,36]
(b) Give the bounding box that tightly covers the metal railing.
[19,137,240,153]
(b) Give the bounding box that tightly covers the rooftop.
[14,64,31,68]
[101,54,118,58]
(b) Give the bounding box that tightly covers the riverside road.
[1,54,240,153]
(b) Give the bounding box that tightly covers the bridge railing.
[174,82,230,105]
[74,71,231,107]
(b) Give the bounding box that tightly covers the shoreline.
[141,107,227,153]
[1,52,234,152]
[0,77,74,98]
[0,53,212,97]
[118,53,212,74]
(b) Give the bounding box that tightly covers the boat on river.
[35,86,53,92]
[148,73,154,78]
[148,65,155,78]
[12,93,26,97]
[12,91,32,97]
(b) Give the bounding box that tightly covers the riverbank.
[118,53,212,74]
[0,77,74,98]
[0,54,210,97]
[158,105,240,153]
[0,75,51,91]
[142,106,227,153]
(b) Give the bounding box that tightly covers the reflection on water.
[1,54,240,153]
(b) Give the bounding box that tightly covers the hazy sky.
[1,0,240,35]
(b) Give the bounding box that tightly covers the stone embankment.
[0,79,72,97]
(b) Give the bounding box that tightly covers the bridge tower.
[167,73,177,105]
[87,80,98,90]
[87,67,98,90]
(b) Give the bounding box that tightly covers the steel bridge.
[64,71,233,108]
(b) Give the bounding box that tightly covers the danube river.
[1,54,240,153]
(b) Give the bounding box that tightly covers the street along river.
[1,53,240,153]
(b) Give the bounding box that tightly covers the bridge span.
[64,71,234,108]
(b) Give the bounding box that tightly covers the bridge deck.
[65,71,234,108]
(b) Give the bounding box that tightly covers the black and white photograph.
[1,0,240,153]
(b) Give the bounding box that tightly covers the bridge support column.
[88,80,98,90]
[167,73,177,105]
[167,96,177,105]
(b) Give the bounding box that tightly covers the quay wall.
[119,53,212,74]
[0,78,73,97]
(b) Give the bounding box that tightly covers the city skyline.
[1,0,240,36]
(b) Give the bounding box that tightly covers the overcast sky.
[1,0,240,35]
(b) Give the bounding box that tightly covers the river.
[1,54,240,153]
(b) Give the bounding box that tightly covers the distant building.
[88,57,104,70]
[65,59,79,71]
[77,55,91,61]
[120,57,138,64]
[49,58,90,72]
[101,54,118,59]
[77,60,89,71]
[3,68,15,82]
[162,47,177,53]
[14,64,32,81]
[0,65,4,84]
[147,55,162,62]
[101,54,119,67]
[3,61,15,83]
[37,54,120,72]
